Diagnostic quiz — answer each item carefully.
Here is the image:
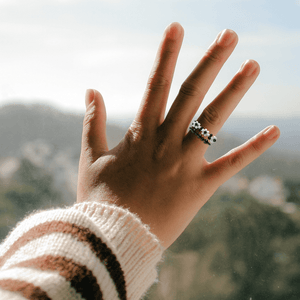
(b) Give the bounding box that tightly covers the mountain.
[0,103,126,159]
[1,103,300,181]
[221,116,300,155]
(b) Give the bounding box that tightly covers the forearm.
[0,202,163,300]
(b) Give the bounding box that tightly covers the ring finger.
[184,59,260,153]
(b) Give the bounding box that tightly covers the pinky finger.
[206,125,280,185]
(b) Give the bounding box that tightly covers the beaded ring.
[190,120,217,146]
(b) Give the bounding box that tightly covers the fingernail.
[238,59,258,76]
[217,29,236,47]
[263,125,279,140]
[85,89,94,108]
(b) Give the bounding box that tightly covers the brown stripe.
[0,278,51,300]
[0,221,127,300]
[14,255,102,300]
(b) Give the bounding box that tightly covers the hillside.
[0,103,299,180]
[0,103,126,159]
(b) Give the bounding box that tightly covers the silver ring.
[189,120,217,146]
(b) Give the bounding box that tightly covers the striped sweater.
[0,201,164,300]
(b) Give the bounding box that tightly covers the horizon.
[2,100,300,120]
[0,101,299,156]
[2,100,300,119]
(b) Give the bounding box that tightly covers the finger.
[80,89,108,164]
[205,125,280,186]
[134,22,184,131]
[164,29,238,137]
[184,59,260,151]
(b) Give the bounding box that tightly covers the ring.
[189,120,217,146]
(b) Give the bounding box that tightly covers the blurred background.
[1,0,300,299]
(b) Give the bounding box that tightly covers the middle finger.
[164,29,238,138]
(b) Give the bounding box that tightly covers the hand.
[77,23,280,248]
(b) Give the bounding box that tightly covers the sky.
[0,0,299,120]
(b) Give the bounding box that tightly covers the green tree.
[0,158,64,241]
[146,192,300,300]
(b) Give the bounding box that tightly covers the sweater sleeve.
[0,201,164,300]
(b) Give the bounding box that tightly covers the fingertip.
[165,22,184,40]
[238,59,260,77]
[85,89,95,108]
[85,89,105,110]
[93,89,104,102]
[263,125,280,140]
[251,59,260,74]
[249,59,260,76]
[216,29,238,47]
[82,88,108,160]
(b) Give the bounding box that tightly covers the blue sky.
[0,0,299,119]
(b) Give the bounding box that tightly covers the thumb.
[81,89,108,163]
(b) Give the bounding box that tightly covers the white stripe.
[0,208,73,256]
[2,232,120,300]
[0,267,84,300]
[0,288,28,300]
[0,206,115,258]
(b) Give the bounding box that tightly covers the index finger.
[134,22,184,131]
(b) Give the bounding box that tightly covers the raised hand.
[77,23,280,248]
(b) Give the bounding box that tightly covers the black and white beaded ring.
[190,120,217,146]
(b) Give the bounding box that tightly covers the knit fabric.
[0,202,164,300]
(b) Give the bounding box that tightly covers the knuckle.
[126,120,146,144]
[126,122,180,177]
[162,48,175,60]
[249,137,264,153]
[152,138,168,162]
[230,77,246,92]
[227,150,244,170]
[152,139,182,178]
[147,73,171,93]
[151,126,170,162]
[204,47,223,64]
[201,105,221,126]
[179,80,204,98]
[83,105,97,129]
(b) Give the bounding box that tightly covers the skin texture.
[77,23,280,248]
